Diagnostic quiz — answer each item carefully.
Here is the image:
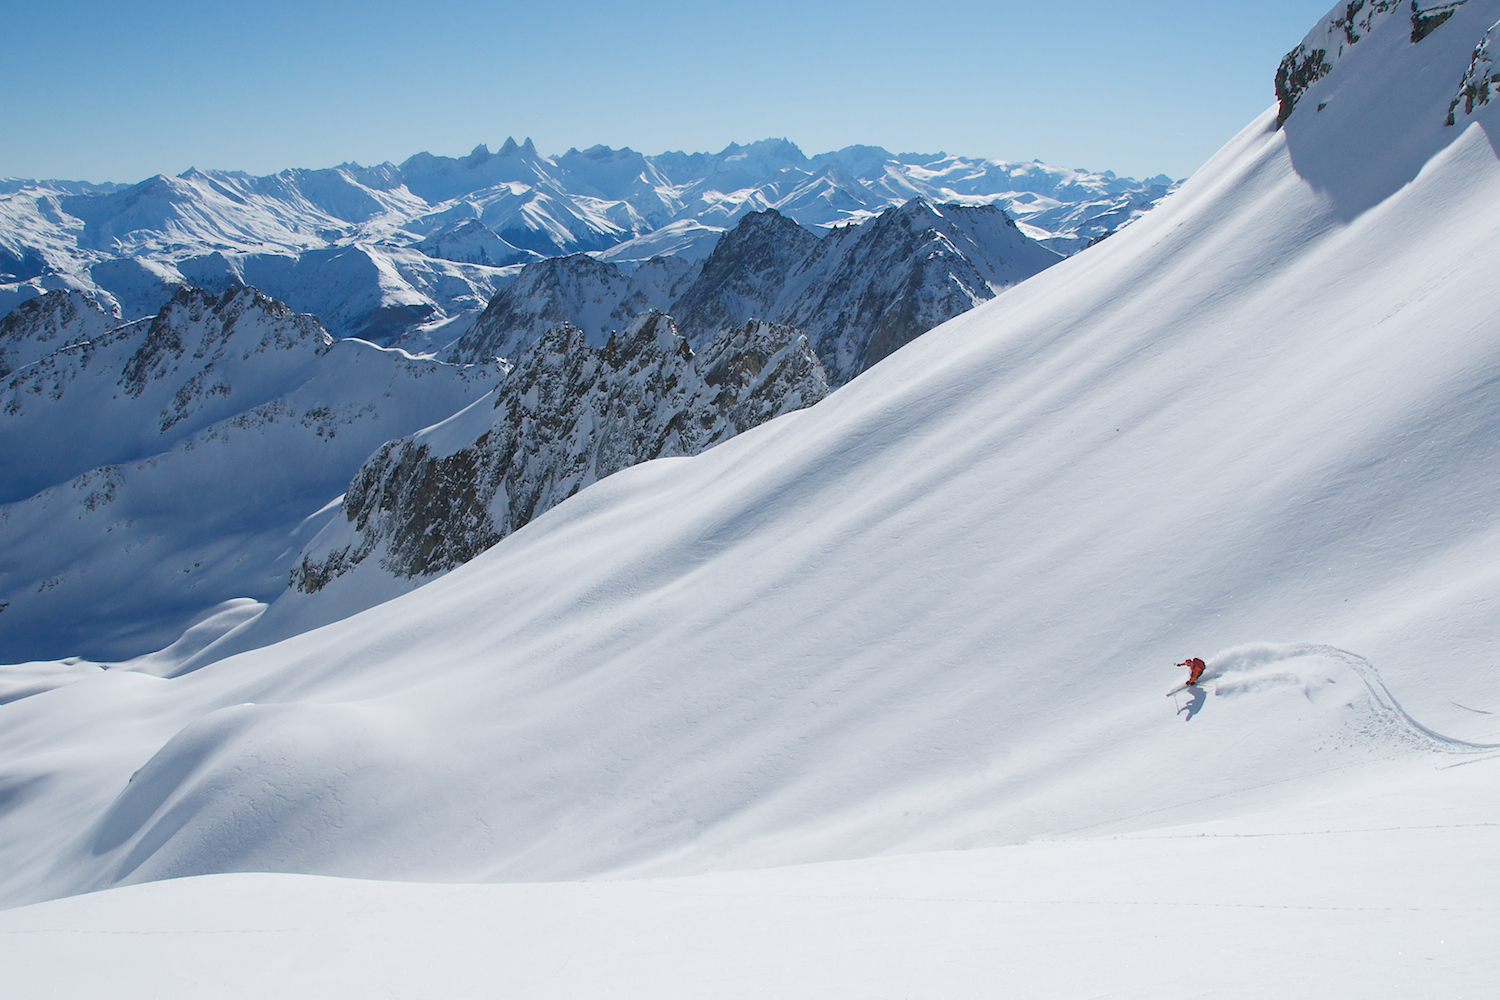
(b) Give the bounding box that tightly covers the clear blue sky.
[1,0,1332,184]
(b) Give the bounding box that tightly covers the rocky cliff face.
[448,253,698,363]
[293,312,827,590]
[451,201,1062,388]
[666,200,1063,385]
[668,211,821,340]
[775,200,1063,384]
[1277,1,1478,127]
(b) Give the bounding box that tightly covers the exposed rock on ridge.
[293,312,827,589]
[1277,0,1474,127]
[448,253,699,362]
[451,201,1062,387]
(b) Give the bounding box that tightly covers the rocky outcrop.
[1446,18,1499,124]
[1412,1,1469,42]
[1276,43,1335,127]
[1277,1,1474,127]
[447,253,699,363]
[293,312,827,589]
[669,210,820,340]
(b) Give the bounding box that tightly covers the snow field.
[1,754,1495,1000]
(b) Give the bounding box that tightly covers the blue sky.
[1,0,1332,183]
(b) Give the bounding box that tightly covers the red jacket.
[1178,657,1206,684]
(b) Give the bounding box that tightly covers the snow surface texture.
[2,3,1500,993]
[453,199,1062,386]
[2,759,1495,999]
[0,140,1171,350]
[0,288,492,660]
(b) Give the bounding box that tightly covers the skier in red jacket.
[1178,657,1207,686]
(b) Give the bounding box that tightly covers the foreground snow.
[2,756,1495,999]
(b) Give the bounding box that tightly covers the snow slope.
[229,314,829,652]
[1,8,1498,997]
[2,759,1495,999]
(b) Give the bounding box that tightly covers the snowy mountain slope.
[217,315,830,653]
[0,287,120,382]
[1,139,1171,350]
[2,0,1498,939]
[1,288,333,503]
[0,288,493,661]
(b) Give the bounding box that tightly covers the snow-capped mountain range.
[0,288,492,660]
[0,139,1172,350]
[0,193,1055,663]
[452,199,1062,386]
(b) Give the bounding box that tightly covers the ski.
[1165,683,1196,697]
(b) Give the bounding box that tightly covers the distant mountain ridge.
[453,199,1063,386]
[0,138,1174,349]
[0,288,491,660]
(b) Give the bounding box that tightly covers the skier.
[1178,657,1206,686]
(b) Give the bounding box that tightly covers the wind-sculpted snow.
[0,287,492,661]
[290,313,827,592]
[0,138,1172,349]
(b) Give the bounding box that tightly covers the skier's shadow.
[1176,685,1207,721]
